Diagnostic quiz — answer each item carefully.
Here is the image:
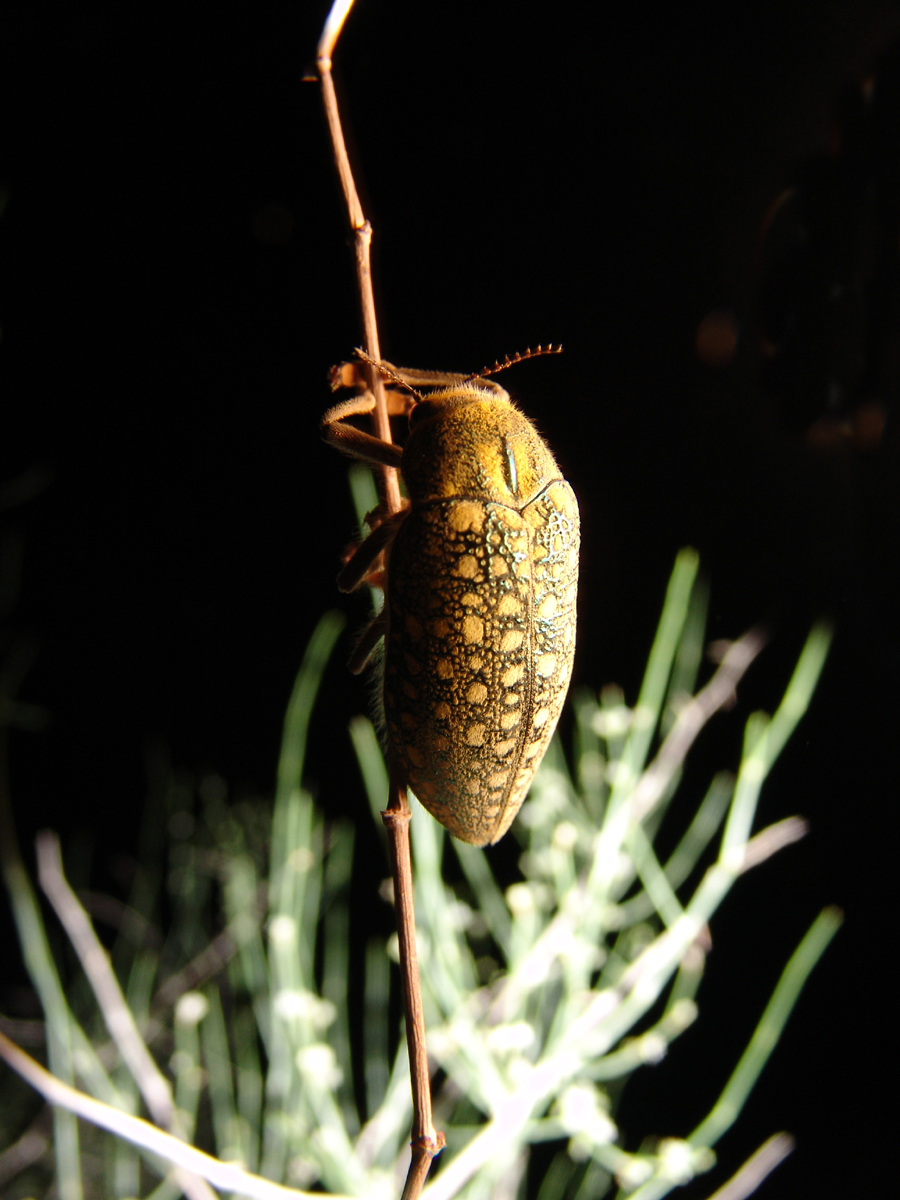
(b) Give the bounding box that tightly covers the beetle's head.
[354,345,562,429]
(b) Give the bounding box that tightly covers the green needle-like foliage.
[0,553,839,1200]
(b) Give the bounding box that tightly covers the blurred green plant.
[0,548,838,1200]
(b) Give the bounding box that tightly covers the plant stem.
[383,769,445,1198]
[0,731,83,1200]
[317,2,441,1192]
[0,1031,349,1200]
[702,1133,795,1200]
[316,0,401,517]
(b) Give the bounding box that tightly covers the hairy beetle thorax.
[401,386,562,511]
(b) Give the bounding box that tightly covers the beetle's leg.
[328,363,417,410]
[321,391,406,468]
[361,503,385,531]
[337,506,406,593]
[340,523,388,589]
[347,609,388,675]
[334,357,448,393]
[359,563,386,590]
[383,362,509,399]
[374,362,505,398]
[387,365,470,388]
[335,356,507,399]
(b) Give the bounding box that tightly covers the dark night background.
[2,1,899,1197]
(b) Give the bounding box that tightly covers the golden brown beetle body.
[322,365,579,846]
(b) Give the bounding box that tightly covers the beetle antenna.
[355,347,425,403]
[463,344,563,383]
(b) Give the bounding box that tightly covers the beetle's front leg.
[320,390,405,469]
[351,354,509,399]
[321,368,411,662]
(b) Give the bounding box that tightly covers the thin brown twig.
[317,2,442,1194]
[317,0,401,517]
[383,770,446,1198]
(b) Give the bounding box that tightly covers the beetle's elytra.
[322,360,579,847]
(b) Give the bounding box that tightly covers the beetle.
[321,351,579,847]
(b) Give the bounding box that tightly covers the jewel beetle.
[321,353,579,846]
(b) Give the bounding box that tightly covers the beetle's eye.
[408,398,436,428]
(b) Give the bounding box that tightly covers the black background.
[2,1,899,1197]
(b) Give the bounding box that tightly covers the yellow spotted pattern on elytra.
[385,479,578,844]
[322,366,579,846]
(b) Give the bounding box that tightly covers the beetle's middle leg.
[337,506,406,594]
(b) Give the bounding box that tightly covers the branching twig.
[738,816,808,873]
[317,0,401,517]
[0,728,82,1200]
[151,879,268,1010]
[35,830,217,1200]
[702,1133,795,1200]
[0,1031,354,1200]
[0,1110,49,1188]
[36,832,173,1124]
[632,629,767,823]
